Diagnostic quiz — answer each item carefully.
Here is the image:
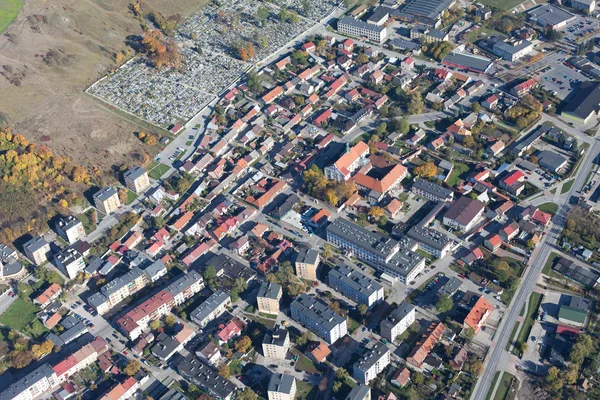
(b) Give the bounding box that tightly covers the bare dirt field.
[0,0,204,172]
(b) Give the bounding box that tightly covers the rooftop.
[257,281,282,300]
[329,265,383,298]
[291,294,346,332]
[268,373,296,394]
[327,218,399,259]
[354,341,390,372]
[444,196,485,227]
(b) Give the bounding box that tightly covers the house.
[302,41,316,52]
[463,296,493,333]
[499,170,525,196]
[217,317,245,343]
[450,347,469,370]
[196,341,222,367]
[511,78,537,97]
[307,341,331,363]
[484,234,502,252]
[481,94,499,110]
[385,199,403,219]
[391,368,410,388]
[93,187,121,215]
[34,283,63,309]
[521,205,551,226]
[405,129,426,146]
[370,70,384,85]
[406,322,446,368]
[499,221,520,242]
[488,140,505,156]
[462,247,484,265]
[123,166,150,194]
[262,86,284,105]
[308,209,331,229]
[443,196,485,232]
[558,296,590,327]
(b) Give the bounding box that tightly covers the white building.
[262,325,290,360]
[54,248,85,280]
[268,374,297,400]
[290,294,347,344]
[353,341,391,384]
[55,216,85,245]
[328,265,384,309]
[379,303,416,342]
[190,291,231,327]
[337,17,388,43]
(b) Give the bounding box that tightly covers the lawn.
[125,190,138,205]
[511,292,543,354]
[487,372,502,400]
[77,209,97,234]
[561,179,574,194]
[538,202,558,215]
[506,322,520,352]
[0,298,41,332]
[478,0,524,10]
[542,251,560,277]
[294,354,319,374]
[446,162,470,186]
[494,372,517,400]
[0,0,23,33]
[347,316,361,333]
[148,163,170,180]
[296,381,317,400]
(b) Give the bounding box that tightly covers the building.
[307,341,331,363]
[328,265,384,309]
[439,277,462,298]
[177,355,237,400]
[33,283,62,309]
[55,216,85,245]
[124,166,150,194]
[406,322,446,368]
[324,141,370,181]
[262,325,290,359]
[410,25,448,43]
[0,364,58,400]
[484,234,503,252]
[490,37,534,62]
[511,78,537,97]
[346,385,371,400]
[337,17,388,43]
[290,294,348,343]
[151,328,196,360]
[558,296,590,327]
[196,341,222,367]
[400,0,455,26]
[571,0,596,13]
[406,226,453,258]
[93,187,121,215]
[24,236,51,266]
[380,302,416,342]
[442,51,493,74]
[412,178,454,202]
[553,257,600,287]
[295,247,320,281]
[353,164,408,203]
[267,374,297,400]
[190,291,231,327]
[91,266,149,314]
[537,150,568,173]
[463,296,493,333]
[257,282,282,315]
[353,341,391,384]
[527,4,576,30]
[54,248,85,280]
[499,170,525,196]
[443,196,485,232]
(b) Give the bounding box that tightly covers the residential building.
[257,282,282,315]
[558,296,590,327]
[177,355,237,400]
[353,341,391,384]
[295,247,320,281]
[290,294,348,343]
[267,374,297,400]
[380,302,416,342]
[410,25,448,42]
[571,0,596,13]
[33,283,62,309]
[90,267,148,314]
[262,325,290,360]
[24,236,51,266]
[537,150,568,173]
[484,234,503,252]
[324,141,370,181]
[196,341,222,367]
[406,322,446,368]
[511,78,537,97]
[99,378,139,400]
[499,222,520,242]
[0,364,59,400]
[328,265,384,309]
[406,226,453,258]
[443,196,485,232]
[124,166,150,194]
[54,248,85,280]
[52,337,108,384]
[463,296,493,333]
[337,17,388,43]
[307,341,331,363]
[411,178,454,202]
[151,328,196,360]
[190,291,231,327]
[55,216,85,245]
[353,164,408,203]
[93,187,121,215]
[346,385,371,400]
[499,170,525,196]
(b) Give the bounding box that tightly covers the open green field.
[517,292,543,344]
[446,162,470,186]
[296,381,317,400]
[477,0,524,10]
[295,354,319,374]
[0,298,41,332]
[0,0,23,33]
[149,163,170,180]
[538,202,558,215]
[542,251,561,277]
[126,190,138,205]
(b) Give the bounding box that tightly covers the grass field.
[494,372,517,400]
[0,298,41,332]
[506,322,520,351]
[477,0,524,10]
[295,354,319,374]
[542,251,560,277]
[125,190,138,205]
[296,381,317,400]
[447,162,470,186]
[0,0,23,33]
[487,372,502,400]
[517,292,543,345]
[149,163,170,180]
[538,202,559,215]
[561,179,574,194]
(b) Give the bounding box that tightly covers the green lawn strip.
[294,353,319,374]
[549,188,557,195]
[295,381,317,400]
[446,162,470,186]
[506,322,520,352]
[228,358,242,375]
[244,313,276,329]
[347,316,361,333]
[486,372,502,400]
[125,190,138,205]
[494,372,517,400]
[537,202,558,215]
[77,210,97,234]
[149,163,170,180]
[542,251,562,278]
[147,160,159,171]
[561,179,574,194]
[0,0,23,33]
[0,298,41,332]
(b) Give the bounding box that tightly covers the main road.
[471,136,600,400]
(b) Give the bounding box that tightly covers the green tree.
[436,295,453,313]
[333,381,342,392]
[256,6,269,25]
[203,266,218,291]
[358,304,369,316]
[398,118,410,135]
[124,359,141,376]
[412,371,424,385]
[237,388,258,400]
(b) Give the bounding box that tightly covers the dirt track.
[0,0,203,172]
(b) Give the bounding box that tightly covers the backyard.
[149,163,171,180]
[0,298,46,337]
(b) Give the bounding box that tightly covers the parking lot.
[535,62,587,99]
[560,16,600,46]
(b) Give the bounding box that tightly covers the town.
[1,0,600,400]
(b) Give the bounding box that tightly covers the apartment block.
[124,166,150,194]
[290,294,347,344]
[24,236,51,266]
[380,302,416,342]
[55,216,85,245]
[262,325,290,359]
[411,178,454,202]
[257,282,282,315]
[406,226,454,258]
[353,341,391,384]
[0,364,58,400]
[295,247,320,281]
[93,187,121,215]
[268,374,297,400]
[337,17,387,43]
[54,248,85,280]
[328,265,384,309]
[190,291,231,327]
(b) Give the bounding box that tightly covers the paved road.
[471,137,600,400]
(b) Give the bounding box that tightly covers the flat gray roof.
[190,291,230,323]
[528,4,575,26]
[297,247,319,265]
[327,218,399,259]
[443,51,492,73]
[124,166,147,181]
[438,276,462,297]
[401,0,455,19]
[381,302,415,329]
[413,178,453,199]
[537,150,567,171]
[562,81,600,120]
[263,326,289,348]
[338,17,386,34]
[384,248,425,277]
[93,187,118,202]
[291,294,346,332]
[406,225,452,251]
[346,384,371,400]
[101,266,145,297]
[0,364,56,400]
[329,265,383,298]
[268,373,295,394]
[24,236,49,253]
[353,341,389,372]
[257,281,282,300]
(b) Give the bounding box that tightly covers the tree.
[124,359,141,376]
[11,350,34,369]
[414,161,437,178]
[569,334,594,365]
[472,102,481,113]
[203,266,218,290]
[235,336,252,353]
[356,53,369,64]
[566,363,579,384]
[72,166,90,184]
[322,244,334,260]
[358,304,369,316]
[333,381,342,392]
[141,29,181,70]
[336,368,349,382]
[368,206,384,219]
[412,371,424,385]
[468,360,483,376]
[463,136,475,148]
[237,388,258,400]
[256,6,269,25]
[323,189,338,206]
[436,295,453,313]
[546,366,560,383]
[463,327,475,341]
[318,377,328,391]
[164,315,176,327]
[149,319,160,331]
[218,363,230,379]
[398,117,410,135]
[296,331,312,347]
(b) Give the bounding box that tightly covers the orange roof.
[334,141,369,176]
[487,234,502,247]
[34,283,62,305]
[308,93,319,104]
[311,209,331,224]
[298,65,321,81]
[252,222,269,237]
[407,322,446,367]
[385,198,402,215]
[353,164,407,194]
[44,312,62,329]
[464,297,493,332]
[246,180,287,208]
[175,327,195,344]
[262,86,284,104]
[123,231,142,249]
[172,211,194,231]
[310,342,331,362]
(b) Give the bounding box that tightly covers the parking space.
[535,62,586,99]
[560,17,600,45]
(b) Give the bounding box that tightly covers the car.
[269,364,278,368]
[89,324,95,329]
[7,291,13,297]
[531,336,537,342]
[123,351,128,355]
[479,287,485,292]
[188,135,194,139]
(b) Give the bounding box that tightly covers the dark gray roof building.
[412,178,454,202]
[442,51,493,73]
[268,373,296,395]
[296,247,319,265]
[438,276,462,297]
[562,81,600,124]
[177,354,237,399]
[537,150,568,173]
[401,0,455,20]
[346,384,371,400]
[258,281,282,300]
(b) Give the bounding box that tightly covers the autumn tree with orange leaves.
[141,30,181,70]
